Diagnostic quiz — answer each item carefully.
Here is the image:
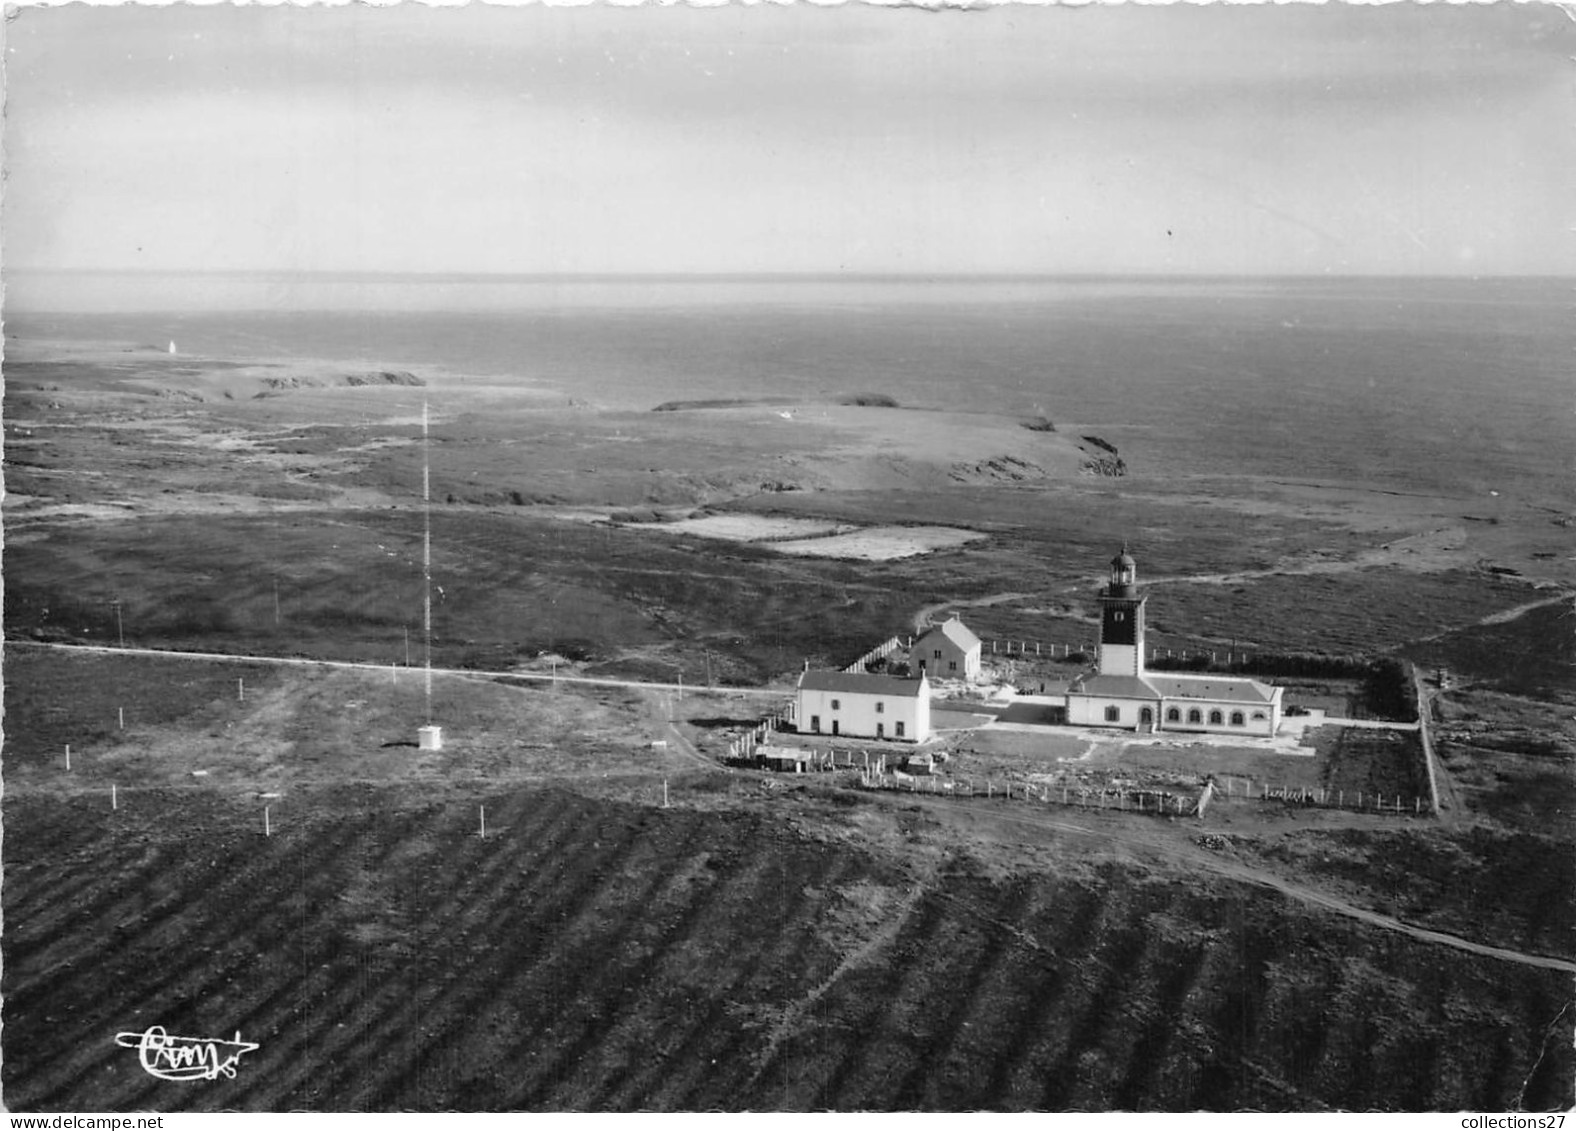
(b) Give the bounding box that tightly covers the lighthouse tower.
[1097,546,1147,677]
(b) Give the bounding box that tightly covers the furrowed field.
[5,783,1570,1112]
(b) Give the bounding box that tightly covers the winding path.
[912,592,1036,634]
[900,796,1576,975]
[9,639,790,699]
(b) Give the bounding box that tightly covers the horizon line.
[8,268,1573,284]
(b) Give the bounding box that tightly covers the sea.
[8,274,1574,505]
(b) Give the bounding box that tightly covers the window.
[1104,706,1120,723]
[934,649,943,659]
[1166,707,1181,723]
[876,723,885,738]
[1113,611,1124,622]
[876,702,885,714]
[1230,711,1245,726]
[1252,711,1266,721]
[895,721,905,738]
[949,661,957,672]
[810,715,821,733]
[1208,710,1224,726]
[1187,709,1202,724]
[831,699,840,710]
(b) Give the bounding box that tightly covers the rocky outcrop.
[1077,434,1127,477]
[948,454,1047,484]
[255,370,424,395]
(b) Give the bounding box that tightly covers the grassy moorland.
[3,341,1573,1112]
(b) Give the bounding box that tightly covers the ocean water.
[10,276,1574,504]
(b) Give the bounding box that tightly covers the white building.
[794,670,931,743]
[910,616,982,682]
[1065,548,1283,735]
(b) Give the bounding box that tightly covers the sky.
[4,1,1574,293]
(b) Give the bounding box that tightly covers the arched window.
[1140,707,1154,725]
[1208,710,1224,726]
[1104,705,1120,723]
[1230,711,1245,726]
[1166,707,1181,723]
[1252,711,1267,721]
[1187,709,1202,724]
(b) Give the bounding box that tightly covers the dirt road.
[901,795,1576,975]
[912,592,1036,634]
[9,639,791,700]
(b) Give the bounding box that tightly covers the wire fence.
[852,769,1432,819]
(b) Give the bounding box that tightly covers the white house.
[794,670,931,743]
[1065,548,1283,736]
[911,616,982,682]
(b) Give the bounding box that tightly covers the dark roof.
[1144,674,1279,704]
[798,670,927,697]
[1068,674,1160,699]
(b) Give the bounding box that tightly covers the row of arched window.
[1101,704,1268,726]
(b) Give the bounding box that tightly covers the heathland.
[4,278,1573,1111]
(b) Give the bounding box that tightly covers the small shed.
[758,745,815,773]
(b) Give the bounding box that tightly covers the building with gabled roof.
[794,669,930,743]
[911,615,982,682]
[1065,548,1283,736]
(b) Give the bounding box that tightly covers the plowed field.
[4,784,1570,1111]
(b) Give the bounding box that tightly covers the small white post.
[112,783,118,810]
[663,779,670,809]
[65,745,71,771]
[480,806,487,839]
[118,707,125,730]
[264,806,271,837]
[238,678,245,701]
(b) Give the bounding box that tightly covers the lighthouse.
[1097,545,1147,677]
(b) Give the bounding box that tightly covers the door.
[831,720,839,736]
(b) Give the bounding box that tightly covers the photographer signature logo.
[114,1026,260,1081]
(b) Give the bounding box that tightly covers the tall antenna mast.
[423,400,433,725]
